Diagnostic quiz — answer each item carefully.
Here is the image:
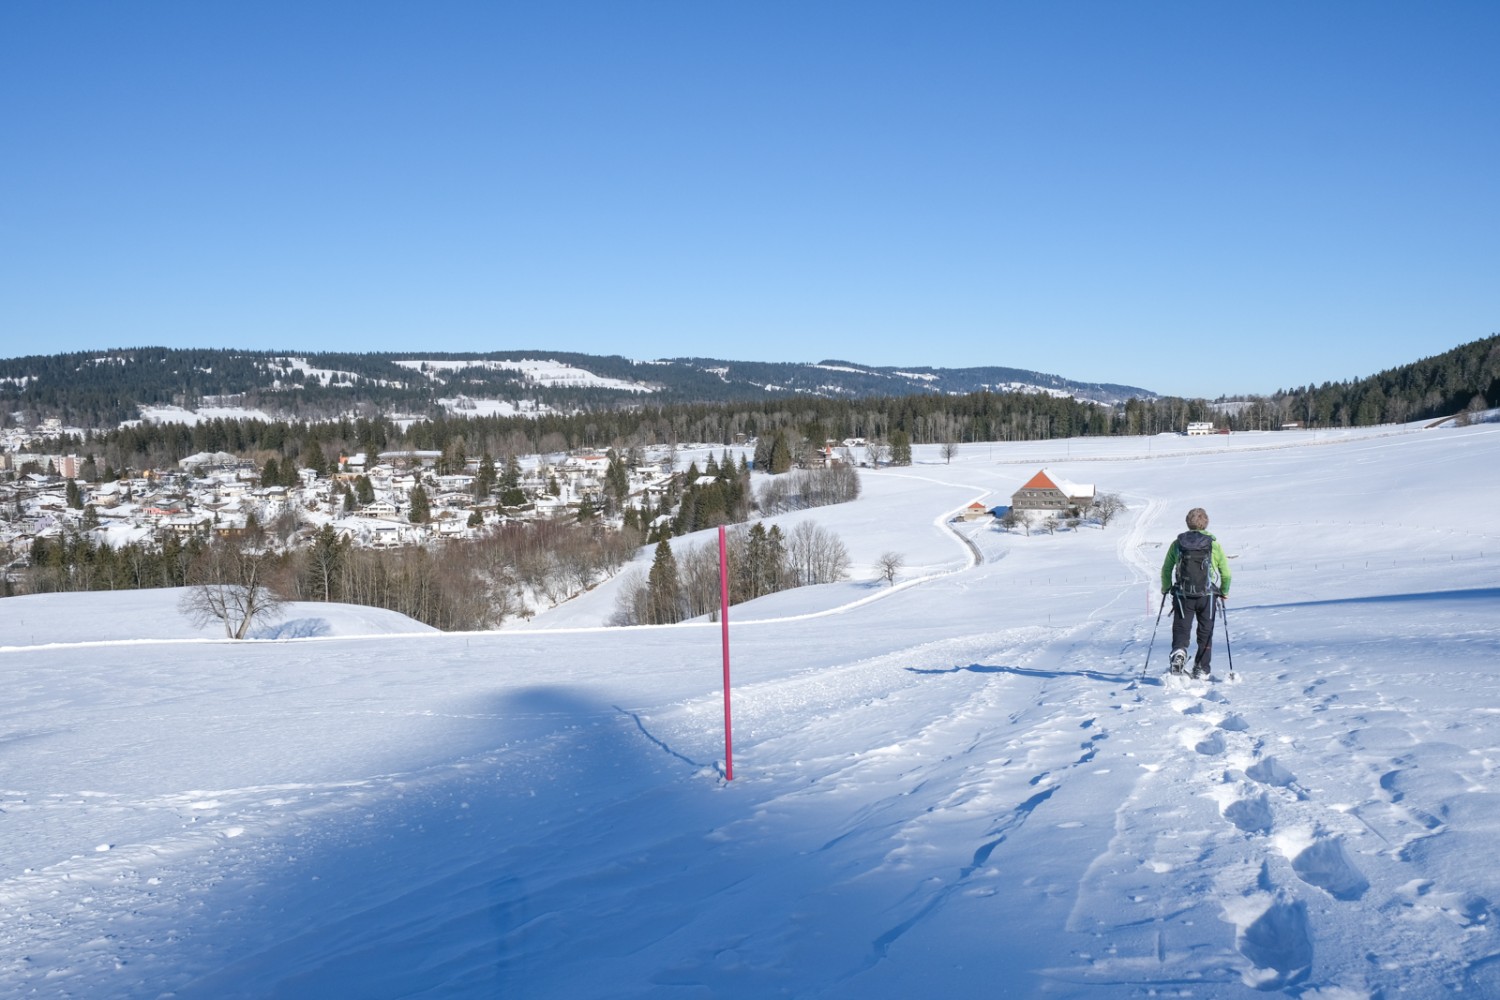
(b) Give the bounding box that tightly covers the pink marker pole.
[719,524,733,781]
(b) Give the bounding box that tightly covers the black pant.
[1171,592,1216,672]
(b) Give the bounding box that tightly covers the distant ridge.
[0,348,1155,427]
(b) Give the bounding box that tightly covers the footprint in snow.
[1277,830,1369,901]
[1217,714,1250,733]
[1222,791,1275,834]
[1194,731,1226,756]
[1246,756,1297,789]
[1224,893,1313,990]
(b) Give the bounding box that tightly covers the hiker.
[1161,507,1232,678]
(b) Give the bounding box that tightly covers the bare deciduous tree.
[1090,491,1126,526]
[940,441,960,464]
[875,551,904,586]
[999,508,1030,535]
[786,521,850,586]
[179,536,285,639]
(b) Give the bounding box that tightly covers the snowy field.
[3,421,1499,997]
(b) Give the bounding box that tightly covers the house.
[567,454,611,475]
[532,494,572,519]
[1186,422,1216,436]
[361,499,400,519]
[957,501,996,522]
[377,449,442,469]
[1010,469,1095,512]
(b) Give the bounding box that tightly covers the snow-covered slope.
[3,422,1499,997]
[4,589,438,646]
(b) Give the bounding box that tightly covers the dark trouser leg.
[1193,596,1216,671]
[1170,594,1191,653]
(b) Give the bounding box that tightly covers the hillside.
[0,348,1154,428]
[3,419,1499,997]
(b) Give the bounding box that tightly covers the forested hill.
[1265,333,1500,427]
[3,337,1495,440]
[0,348,1151,428]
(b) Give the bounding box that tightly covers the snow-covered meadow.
[3,421,1499,997]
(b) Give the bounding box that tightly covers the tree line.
[610,520,853,626]
[17,517,641,632]
[31,333,1492,480]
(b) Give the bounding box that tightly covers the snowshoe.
[1169,649,1187,674]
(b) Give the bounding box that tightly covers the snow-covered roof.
[1017,468,1095,500]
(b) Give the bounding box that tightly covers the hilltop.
[0,348,1154,428]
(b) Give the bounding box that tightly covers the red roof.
[1020,470,1058,490]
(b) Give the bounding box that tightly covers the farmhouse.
[1010,469,1095,511]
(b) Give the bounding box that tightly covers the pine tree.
[742,521,769,601]
[770,431,793,474]
[301,438,329,478]
[501,455,525,506]
[408,484,431,523]
[766,523,788,592]
[753,433,773,472]
[646,538,683,625]
[606,449,630,508]
[476,453,497,498]
[890,429,912,466]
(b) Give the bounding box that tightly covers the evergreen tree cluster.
[671,451,752,537]
[23,532,202,596]
[1266,334,1500,428]
[611,521,850,627]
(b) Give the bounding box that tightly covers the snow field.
[2,420,1499,997]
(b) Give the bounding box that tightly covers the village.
[1,414,882,579]
[1,404,1128,589]
[1,424,686,575]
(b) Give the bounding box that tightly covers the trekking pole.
[1219,597,1236,681]
[1140,591,1168,682]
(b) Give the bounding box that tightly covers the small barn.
[1010,469,1095,512]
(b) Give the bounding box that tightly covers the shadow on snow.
[905,662,1137,685]
[167,685,736,999]
[1243,586,1500,612]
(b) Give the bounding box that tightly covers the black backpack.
[1174,531,1216,597]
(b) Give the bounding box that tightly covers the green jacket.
[1161,530,1231,596]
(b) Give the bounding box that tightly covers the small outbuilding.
[1010,469,1095,512]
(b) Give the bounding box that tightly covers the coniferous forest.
[10,336,1494,475]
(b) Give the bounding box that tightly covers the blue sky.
[3,2,1496,397]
